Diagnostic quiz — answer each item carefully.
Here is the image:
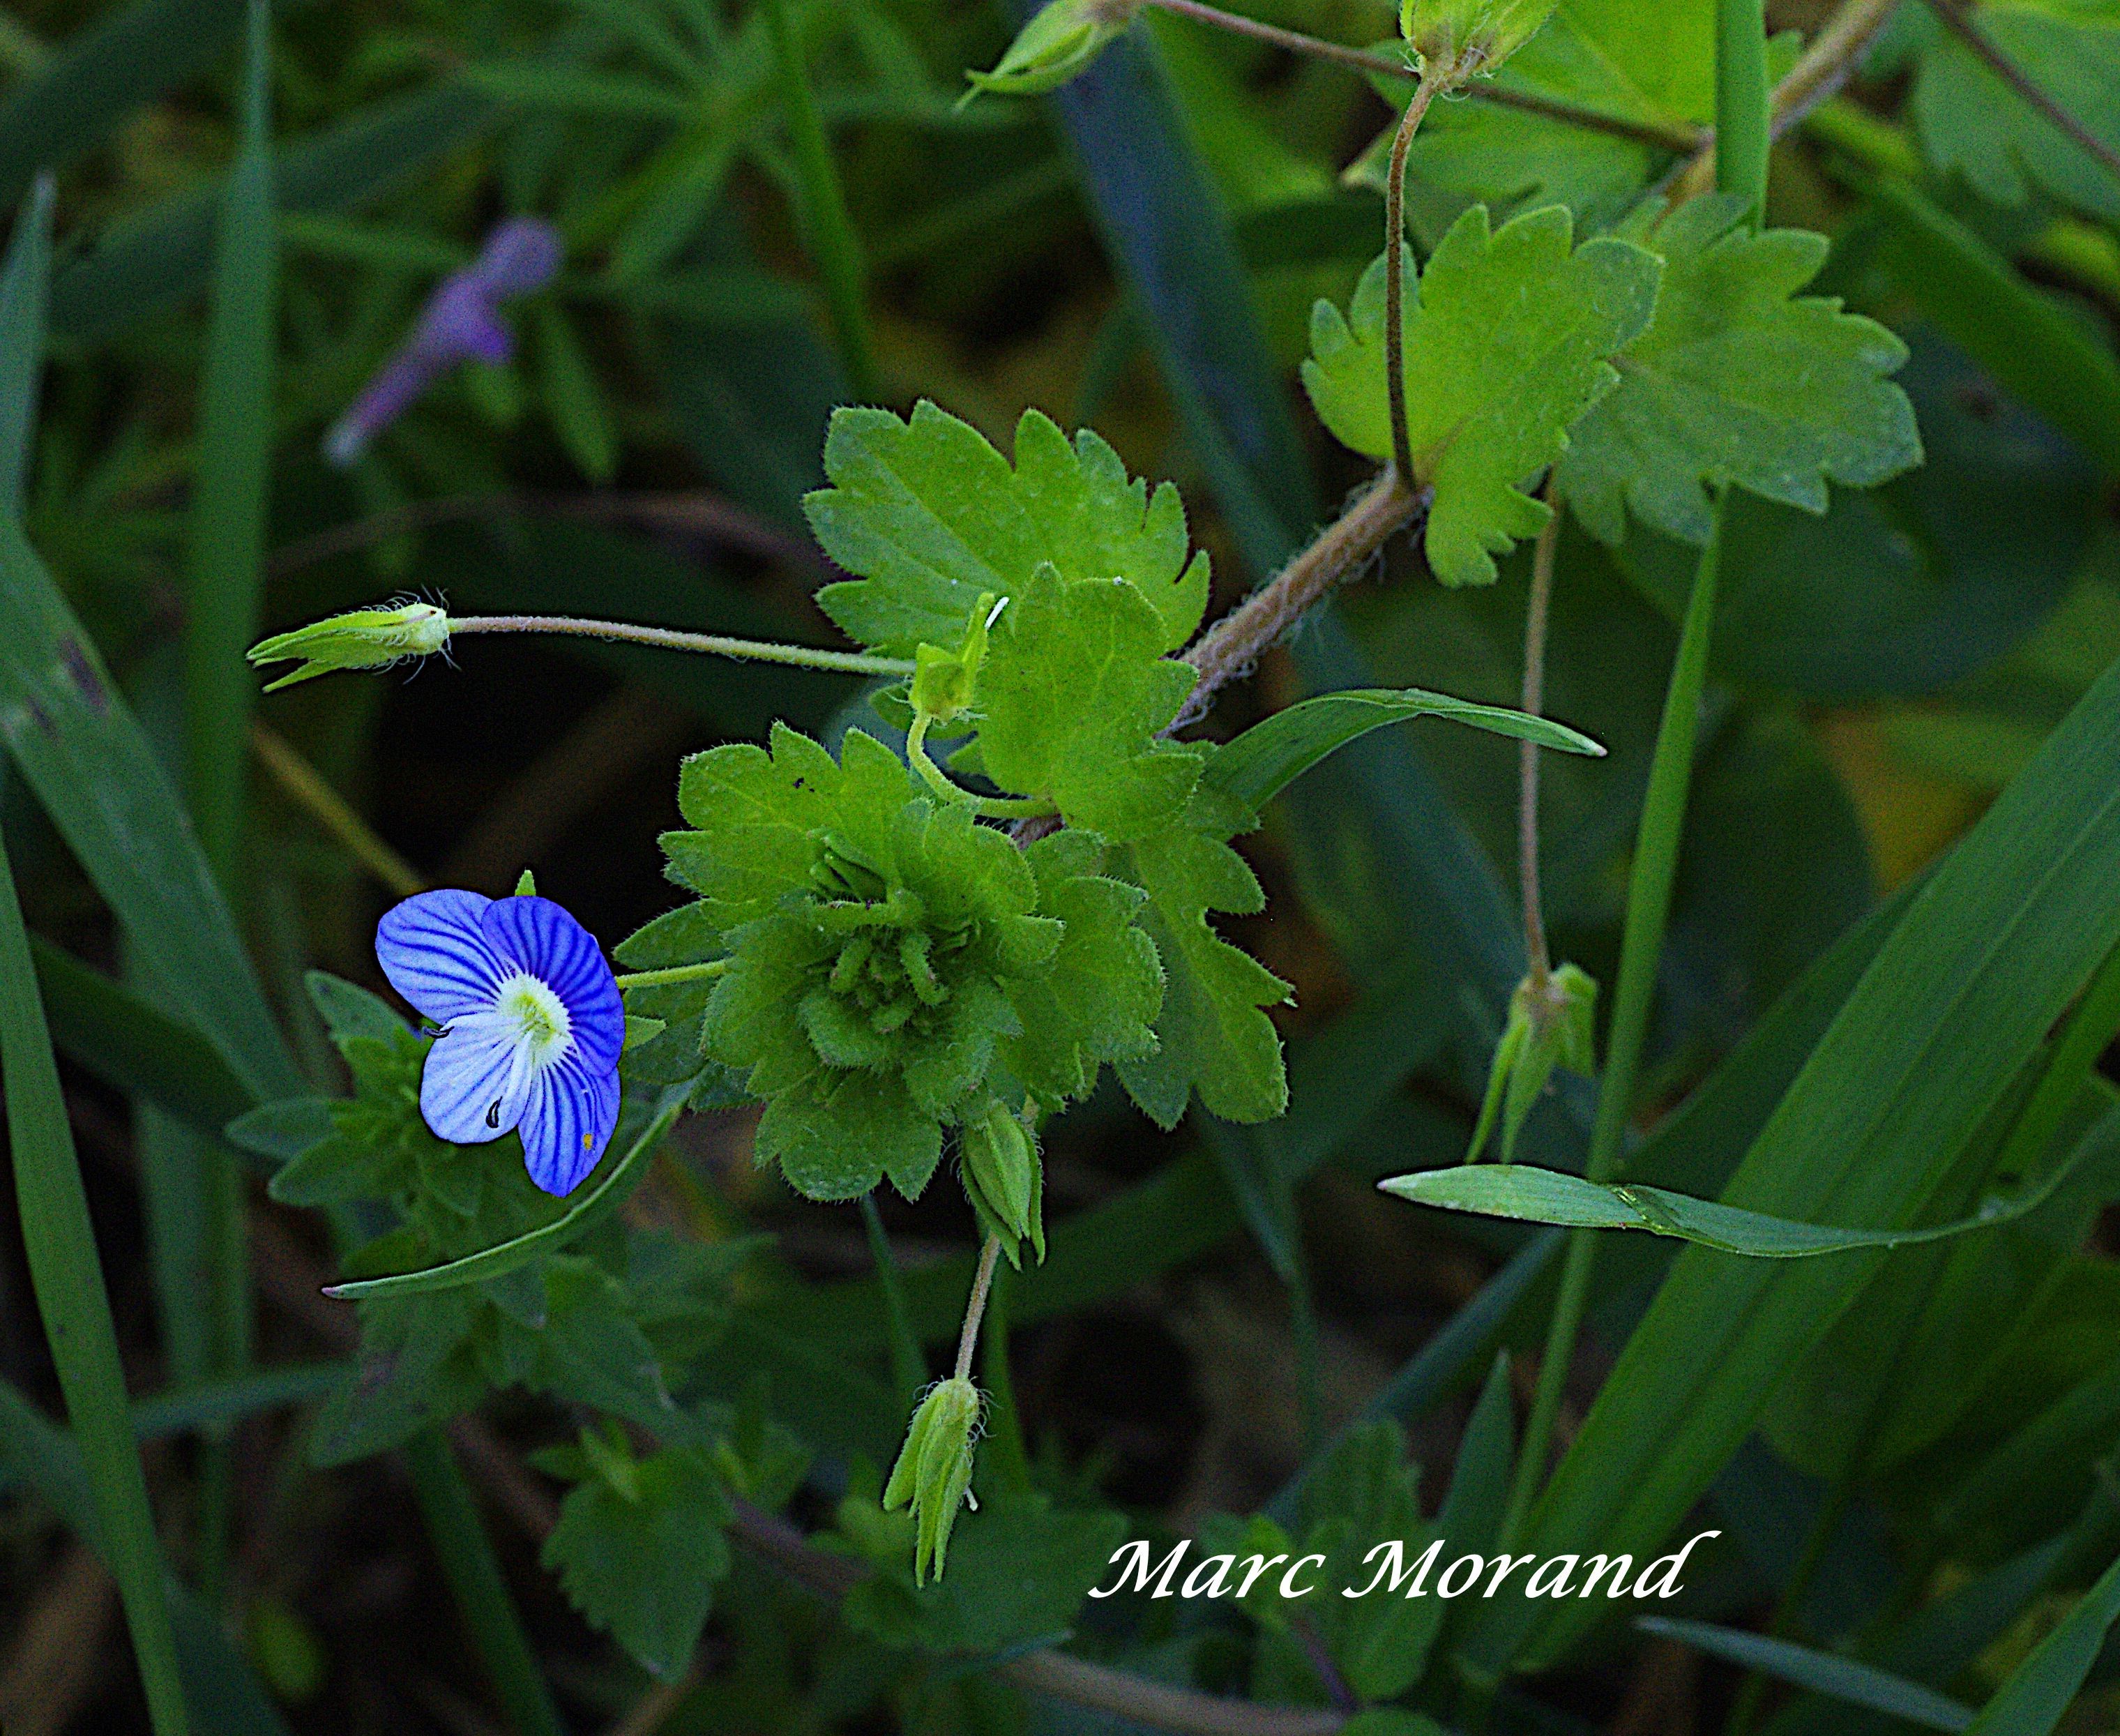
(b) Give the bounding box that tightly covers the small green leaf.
[1558,195,1921,546]
[807,402,1209,658]
[1115,784,1289,1127]
[1301,206,1660,584]
[1384,1108,2120,1256]
[540,1431,732,1681]
[973,563,1203,838]
[1204,684,1603,813]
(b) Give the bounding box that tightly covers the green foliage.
[1557,195,1922,545]
[879,1375,985,1585]
[1401,0,1559,73]
[806,402,1209,658]
[1303,205,1661,584]
[648,725,1162,1199]
[1464,962,1596,1163]
[1912,1,2120,222]
[1114,783,1290,1127]
[535,1424,733,1680]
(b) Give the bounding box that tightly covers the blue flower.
[375,889,624,1197]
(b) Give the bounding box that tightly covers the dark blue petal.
[481,895,625,1069]
[377,889,508,1025]
[517,1048,619,1196]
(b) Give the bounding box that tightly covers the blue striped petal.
[517,1047,619,1195]
[377,889,510,1025]
[419,1013,531,1145]
[482,894,625,1070]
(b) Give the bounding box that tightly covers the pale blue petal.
[419,1014,531,1145]
[482,895,624,1069]
[517,1048,619,1195]
[377,889,508,1025]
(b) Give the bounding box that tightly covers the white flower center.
[496,972,572,1066]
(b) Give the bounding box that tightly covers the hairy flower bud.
[961,0,1140,103]
[1399,0,1557,75]
[1466,961,1597,1163]
[247,602,450,691]
[881,1377,983,1583]
[960,1101,1045,1267]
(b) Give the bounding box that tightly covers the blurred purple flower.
[324,218,564,467]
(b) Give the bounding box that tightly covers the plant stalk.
[1518,496,1560,994]
[1383,63,1452,485]
[1500,503,1725,1548]
[445,613,915,677]
[955,1233,1005,1382]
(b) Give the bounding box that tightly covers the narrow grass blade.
[1963,1550,2120,1735]
[1385,1104,2120,1255]
[0,830,190,1736]
[29,937,252,1141]
[1206,686,1605,812]
[0,172,51,511]
[0,0,246,206]
[1640,1618,1971,1731]
[402,1432,568,1736]
[323,1086,688,1300]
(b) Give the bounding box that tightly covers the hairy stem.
[1923,0,2120,188]
[1141,0,1702,152]
[1383,64,1452,484]
[955,1233,1004,1382]
[611,959,730,989]
[909,714,1056,818]
[1518,498,1560,993]
[446,613,914,677]
[1176,470,1422,727]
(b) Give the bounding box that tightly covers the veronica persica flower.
[376,889,624,1196]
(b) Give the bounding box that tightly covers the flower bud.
[962,0,1140,104]
[910,591,1004,727]
[247,601,450,690]
[881,1377,983,1583]
[960,1102,1044,1267]
[1465,961,1597,1163]
[1399,0,1557,75]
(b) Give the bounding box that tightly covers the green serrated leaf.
[806,401,1210,657]
[1557,195,1921,545]
[1913,1,2120,223]
[1115,783,1289,1126]
[540,1433,732,1680]
[1301,204,1660,584]
[974,563,1204,836]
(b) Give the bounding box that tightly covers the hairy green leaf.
[1302,205,1660,584]
[1558,195,1922,545]
[808,402,1209,656]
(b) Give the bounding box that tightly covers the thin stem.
[978,1263,1034,1491]
[1517,495,1559,993]
[861,1195,927,1405]
[1142,0,1703,153]
[1923,0,2120,190]
[445,613,915,677]
[955,1233,1004,1382]
[251,722,424,898]
[762,0,879,399]
[612,959,730,989]
[1716,0,1773,224]
[1500,502,1725,1548]
[1383,65,1452,485]
[908,714,1057,820]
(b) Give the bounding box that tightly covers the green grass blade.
[0,172,51,512]
[0,520,302,1101]
[1206,686,1605,811]
[0,829,190,1736]
[1713,0,1771,224]
[762,0,876,400]
[1964,1550,2120,1735]
[323,1086,688,1300]
[0,1380,296,1735]
[1640,1618,1971,1731]
[130,1363,349,1440]
[183,0,276,885]
[1464,646,2120,1677]
[0,0,246,206]
[1384,1103,2120,1254]
[402,1431,569,1736]
[29,938,255,1142]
